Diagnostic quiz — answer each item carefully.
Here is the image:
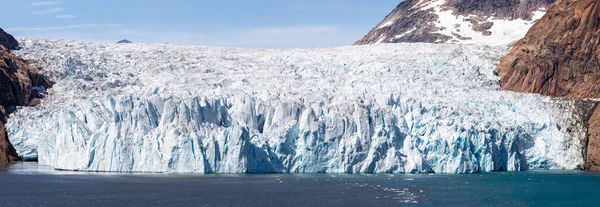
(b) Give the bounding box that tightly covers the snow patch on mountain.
[378,21,395,29]
[415,0,547,45]
[431,7,546,45]
[6,38,588,173]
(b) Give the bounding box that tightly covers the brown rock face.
[586,104,600,171]
[0,28,18,50]
[354,0,555,45]
[0,110,19,164]
[497,0,600,98]
[0,46,54,107]
[0,42,54,164]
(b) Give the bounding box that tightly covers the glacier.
[6,38,590,173]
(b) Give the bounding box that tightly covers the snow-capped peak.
[355,0,555,46]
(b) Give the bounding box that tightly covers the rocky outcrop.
[586,104,600,171]
[0,40,54,163]
[0,47,54,107]
[0,28,19,50]
[354,0,555,45]
[0,115,19,163]
[498,0,600,98]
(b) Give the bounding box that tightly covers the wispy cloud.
[32,1,64,6]
[8,24,125,31]
[55,14,76,19]
[33,7,64,14]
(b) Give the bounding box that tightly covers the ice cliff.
[6,38,589,173]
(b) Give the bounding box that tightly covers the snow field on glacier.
[6,38,588,173]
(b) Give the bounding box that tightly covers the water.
[2,163,600,207]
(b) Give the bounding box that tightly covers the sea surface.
[1,163,600,207]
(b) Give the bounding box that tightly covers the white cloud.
[32,1,64,6]
[32,7,64,14]
[8,24,124,31]
[55,14,76,19]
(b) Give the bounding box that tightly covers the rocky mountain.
[495,0,599,170]
[0,28,19,50]
[0,29,54,164]
[354,0,556,46]
[117,39,132,44]
[498,0,600,98]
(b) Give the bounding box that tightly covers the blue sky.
[0,0,400,48]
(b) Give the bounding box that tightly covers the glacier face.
[7,38,588,173]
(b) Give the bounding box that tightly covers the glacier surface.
[6,38,589,173]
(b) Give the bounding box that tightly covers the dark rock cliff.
[0,28,19,50]
[0,29,53,163]
[586,104,600,171]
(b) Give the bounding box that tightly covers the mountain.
[0,39,53,163]
[498,0,600,98]
[354,0,556,46]
[496,0,599,170]
[8,38,589,173]
[0,28,19,50]
[117,39,132,44]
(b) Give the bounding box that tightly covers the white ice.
[6,38,587,173]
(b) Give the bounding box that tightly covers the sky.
[0,0,400,48]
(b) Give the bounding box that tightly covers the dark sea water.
[2,163,600,207]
